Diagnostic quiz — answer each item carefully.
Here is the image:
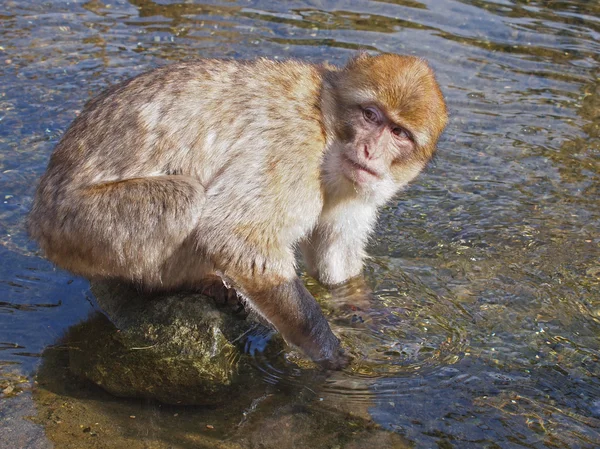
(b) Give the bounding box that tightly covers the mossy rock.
[64,281,276,405]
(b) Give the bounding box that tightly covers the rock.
[64,281,277,405]
[33,282,411,449]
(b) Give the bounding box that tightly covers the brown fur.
[28,54,447,368]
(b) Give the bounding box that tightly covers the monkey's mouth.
[342,155,380,184]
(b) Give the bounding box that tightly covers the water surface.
[0,0,599,448]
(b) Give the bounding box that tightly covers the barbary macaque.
[28,53,447,369]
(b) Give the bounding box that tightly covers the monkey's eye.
[392,126,412,140]
[362,107,380,124]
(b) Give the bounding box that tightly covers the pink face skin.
[341,105,415,186]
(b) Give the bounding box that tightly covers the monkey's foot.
[326,277,373,327]
[328,277,373,311]
[199,277,247,317]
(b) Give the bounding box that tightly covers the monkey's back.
[41,59,323,187]
[29,59,330,279]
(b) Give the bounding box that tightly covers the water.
[1,0,599,448]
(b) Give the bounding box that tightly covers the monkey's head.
[322,53,447,203]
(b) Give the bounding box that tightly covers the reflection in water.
[0,0,599,447]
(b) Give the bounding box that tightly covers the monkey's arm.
[204,228,347,367]
[228,272,346,368]
[301,202,379,287]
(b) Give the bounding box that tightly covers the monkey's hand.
[316,346,353,371]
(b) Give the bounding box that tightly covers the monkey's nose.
[363,144,371,159]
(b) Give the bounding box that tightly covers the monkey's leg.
[224,270,348,369]
[301,204,378,312]
[30,175,205,285]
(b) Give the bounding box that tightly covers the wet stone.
[59,281,276,406]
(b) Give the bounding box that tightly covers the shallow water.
[1,0,599,448]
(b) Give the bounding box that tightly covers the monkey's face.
[339,104,420,184]
[322,103,426,204]
[324,53,447,203]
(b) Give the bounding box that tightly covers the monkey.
[27,53,447,369]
